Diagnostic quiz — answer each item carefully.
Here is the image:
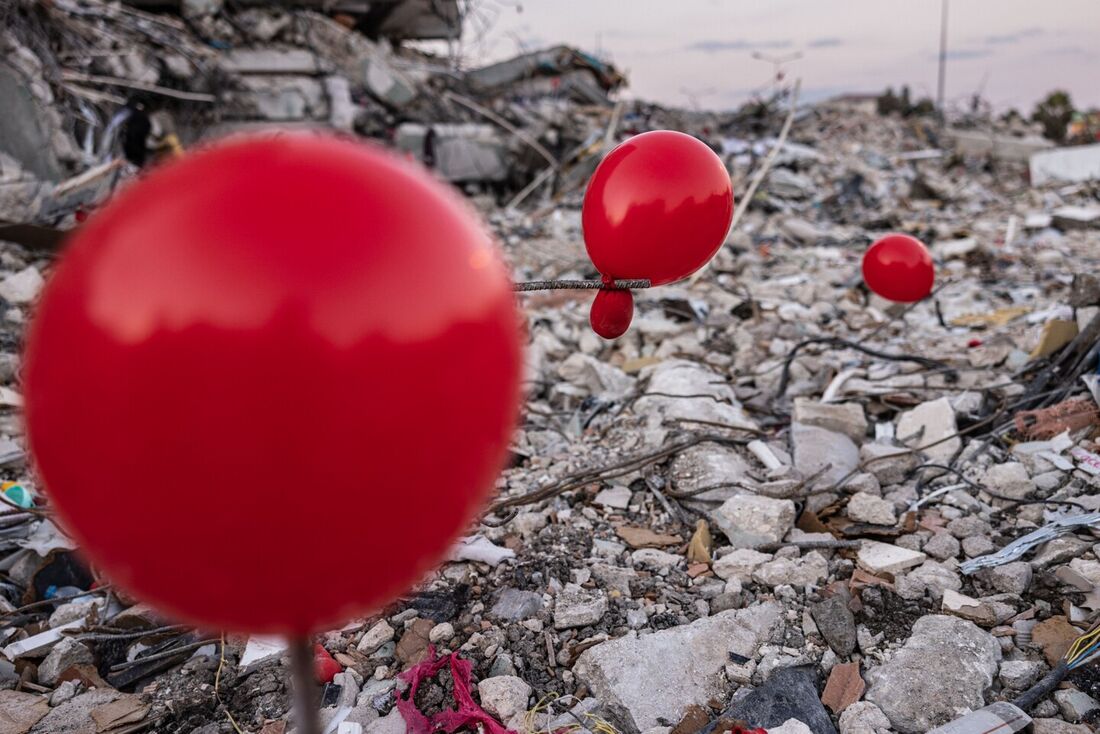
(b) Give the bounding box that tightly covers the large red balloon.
[582,130,733,286]
[862,234,935,303]
[23,135,523,634]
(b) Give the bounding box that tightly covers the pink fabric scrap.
[397,646,515,734]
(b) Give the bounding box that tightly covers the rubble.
[2,8,1100,731]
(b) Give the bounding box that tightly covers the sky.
[449,0,1100,113]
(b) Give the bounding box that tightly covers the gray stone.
[558,354,636,401]
[858,444,918,486]
[923,532,960,561]
[0,267,43,305]
[962,535,995,558]
[591,564,636,595]
[810,596,856,657]
[766,719,815,734]
[793,399,868,443]
[358,620,395,654]
[491,589,545,621]
[980,562,1032,595]
[846,492,896,525]
[846,473,881,496]
[428,623,454,645]
[713,549,773,582]
[30,690,131,734]
[838,701,892,734]
[998,660,1044,689]
[221,49,321,74]
[554,586,607,630]
[1031,719,1093,733]
[941,590,998,627]
[636,360,756,430]
[669,443,754,503]
[981,462,1035,501]
[857,541,926,575]
[573,604,781,732]
[792,423,860,487]
[711,495,795,549]
[1033,537,1089,567]
[631,548,682,572]
[478,675,532,724]
[594,486,632,510]
[1054,689,1098,722]
[947,515,992,539]
[49,680,79,706]
[896,398,959,463]
[865,615,1001,733]
[752,552,829,588]
[37,638,92,686]
[896,561,962,601]
[720,665,837,734]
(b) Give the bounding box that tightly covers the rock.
[558,354,636,400]
[37,638,93,686]
[838,701,892,734]
[858,444,918,486]
[669,443,754,503]
[636,360,756,430]
[896,398,959,463]
[30,690,130,734]
[753,552,829,588]
[923,533,960,561]
[793,399,868,443]
[820,661,865,714]
[981,562,1032,594]
[719,665,837,734]
[998,660,1044,689]
[962,535,995,558]
[981,462,1034,501]
[846,473,881,496]
[711,495,796,549]
[811,597,857,657]
[865,615,1001,733]
[50,680,79,706]
[490,589,545,621]
[477,675,532,722]
[358,621,395,654]
[947,515,993,539]
[1033,537,1089,567]
[896,561,962,600]
[941,589,998,627]
[1031,719,1093,733]
[364,708,407,734]
[428,623,454,645]
[767,720,814,734]
[395,618,434,667]
[594,486,632,510]
[591,564,636,595]
[631,548,682,572]
[846,493,896,526]
[792,423,859,487]
[1054,689,1098,722]
[450,535,515,566]
[0,267,43,305]
[554,586,608,630]
[857,541,926,575]
[0,689,49,733]
[713,549,773,582]
[573,604,781,732]
[1067,558,1100,585]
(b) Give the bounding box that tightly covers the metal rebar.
[512,279,650,292]
[290,637,321,734]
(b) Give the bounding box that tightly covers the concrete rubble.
[2,1,1100,732]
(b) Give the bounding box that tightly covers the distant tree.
[910,97,936,117]
[877,87,901,116]
[899,85,912,112]
[1032,90,1075,142]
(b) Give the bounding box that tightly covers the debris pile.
[3,2,1100,733]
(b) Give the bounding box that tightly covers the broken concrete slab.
[896,398,959,464]
[793,399,867,443]
[573,604,781,732]
[710,495,796,549]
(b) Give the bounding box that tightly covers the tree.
[1032,90,1075,143]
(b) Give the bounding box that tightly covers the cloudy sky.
[453,0,1100,113]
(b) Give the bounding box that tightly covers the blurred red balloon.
[582,131,733,286]
[861,234,934,303]
[24,135,523,635]
[589,288,634,339]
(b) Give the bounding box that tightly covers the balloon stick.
[513,278,650,292]
[290,637,321,734]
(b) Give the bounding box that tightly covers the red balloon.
[582,130,733,286]
[861,234,934,302]
[589,288,634,339]
[24,135,523,634]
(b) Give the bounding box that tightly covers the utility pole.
[751,51,802,100]
[936,0,949,124]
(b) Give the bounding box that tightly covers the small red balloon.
[24,135,524,634]
[861,234,934,303]
[313,644,342,683]
[582,130,733,286]
[589,288,634,339]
